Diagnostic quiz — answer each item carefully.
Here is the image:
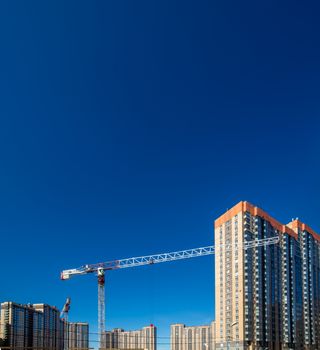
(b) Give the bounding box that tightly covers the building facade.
[102,325,156,350]
[32,303,65,350]
[67,322,89,350]
[0,302,89,350]
[0,302,41,350]
[215,201,320,350]
[287,220,320,349]
[170,322,215,350]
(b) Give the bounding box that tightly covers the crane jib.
[61,236,279,277]
[60,235,280,349]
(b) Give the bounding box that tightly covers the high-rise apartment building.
[286,220,320,349]
[170,322,215,350]
[0,301,89,350]
[33,303,65,350]
[102,325,156,350]
[0,301,42,350]
[67,322,89,350]
[214,201,320,350]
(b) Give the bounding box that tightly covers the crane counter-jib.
[60,267,95,280]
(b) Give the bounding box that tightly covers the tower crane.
[60,297,71,322]
[60,236,279,349]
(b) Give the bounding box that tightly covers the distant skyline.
[0,1,320,350]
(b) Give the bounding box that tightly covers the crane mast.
[97,268,105,348]
[61,235,279,349]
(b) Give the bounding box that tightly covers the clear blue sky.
[0,1,319,349]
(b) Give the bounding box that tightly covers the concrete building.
[286,219,319,349]
[214,201,320,350]
[33,303,64,350]
[102,325,156,350]
[0,301,41,350]
[171,322,215,350]
[0,301,89,350]
[67,322,89,350]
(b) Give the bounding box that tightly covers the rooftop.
[215,201,319,241]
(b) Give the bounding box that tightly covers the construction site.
[2,201,320,350]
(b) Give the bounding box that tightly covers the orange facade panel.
[288,219,320,242]
[214,201,245,228]
[215,201,298,239]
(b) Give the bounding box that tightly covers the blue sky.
[0,0,320,349]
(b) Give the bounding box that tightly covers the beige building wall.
[67,322,89,350]
[102,325,156,350]
[215,203,245,350]
[0,301,89,350]
[0,301,64,350]
[33,303,64,350]
[214,201,311,350]
[0,302,31,349]
[170,322,215,350]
